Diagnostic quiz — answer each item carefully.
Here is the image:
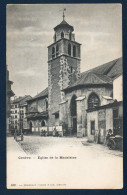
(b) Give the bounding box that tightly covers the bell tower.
[48,11,81,126]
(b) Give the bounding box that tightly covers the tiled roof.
[13,96,26,103]
[81,57,122,78]
[64,57,122,91]
[28,87,48,101]
[13,95,32,104]
[106,58,122,79]
[19,95,32,106]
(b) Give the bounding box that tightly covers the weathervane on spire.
[63,8,66,20]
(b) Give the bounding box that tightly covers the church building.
[25,14,123,139]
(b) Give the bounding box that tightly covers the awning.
[59,100,68,105]
[102,96,113,100]
[76,96,86,101]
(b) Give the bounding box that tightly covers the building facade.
[25,16,123,138]
[6,66,15,134]
[10,95,32,133]
[25,88,48,134]
[87,101,123,143]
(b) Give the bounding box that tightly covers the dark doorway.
[113,108,123,136]
[73,117,77,134]
[41,120,45,127]
[29,121,32,133]
[70,95,77,135]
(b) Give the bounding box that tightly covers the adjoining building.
[10,95,32,134]
[25,16,123,138]
[24,88,48,134]
[86,101,123,144]
[6,65,15,134]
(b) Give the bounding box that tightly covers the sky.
[6,4,122,97]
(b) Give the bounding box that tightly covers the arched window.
[52,47,55,58]
[61,31,64,38]
[56,44,59,57]
[88,93,100,109]
[68,43,71,56]
[70,95,77,117]
[73,45,76,57]
[69,32,72,40]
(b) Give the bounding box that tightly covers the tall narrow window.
[73,45,76,57]
[45,98,48,111]
[61,31,64,38]
[54,33,56,42]
[70,67,73,74]
[91,121,95,135]
[56,44,59,57]
[52,47,55,58]
[70,95,77,117]
[68,43,71,56]
[69,32,72,40]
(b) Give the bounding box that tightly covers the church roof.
[54,19,74,31]
[81,57,122,79]
[13,95,32,104]
[27,57,122,99]
[63,57,122,91]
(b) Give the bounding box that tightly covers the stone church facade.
[25,17,123,138]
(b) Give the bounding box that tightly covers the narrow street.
[17,135,123,157]
[7,136,123,189]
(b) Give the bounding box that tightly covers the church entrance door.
[29,121,32,133]
[72,117,77,135]
[70,95,77,136]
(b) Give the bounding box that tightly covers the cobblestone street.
[7,136,123,189]
[15,135,123,157]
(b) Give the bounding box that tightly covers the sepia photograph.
[6,4,123,189]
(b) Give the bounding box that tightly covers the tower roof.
[54,19,74,32]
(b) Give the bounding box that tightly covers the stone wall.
[87,107,113,143]
[37,98,47,112]
[64,85,113,137]
[48,58,61,126]
[28,98,47,113]
[48,55,81,126]
[87,110,98,142]
[106,108,113,131]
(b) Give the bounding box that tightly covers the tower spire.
[63,8,66,20]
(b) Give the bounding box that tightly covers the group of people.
[94,129,113,144]
[40,127,59,137]
[40,129,47,136]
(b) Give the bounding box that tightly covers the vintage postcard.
[6,4,123,189]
